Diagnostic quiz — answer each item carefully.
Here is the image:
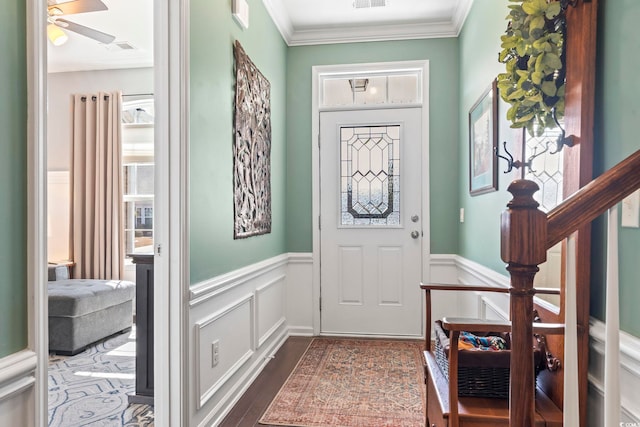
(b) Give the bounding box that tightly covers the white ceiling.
[48,0,473,73]
[47,0,153,73]
[265,0,474,46]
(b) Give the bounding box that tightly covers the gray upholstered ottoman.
[48,279,135,355]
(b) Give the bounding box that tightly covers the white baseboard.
[288,326,314,336]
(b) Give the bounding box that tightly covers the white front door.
[320,108,423,337]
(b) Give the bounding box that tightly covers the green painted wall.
[0,0,27,357]
[189,0,288,283]
[590,0,640,336]
[457,1,512,273]
[286,39,460,254]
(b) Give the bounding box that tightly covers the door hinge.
[319,296,322,311]
[317,133,320,148]
[318,215,321,230]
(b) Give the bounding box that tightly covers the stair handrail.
[547,149,640,248]
[501,148,640,427]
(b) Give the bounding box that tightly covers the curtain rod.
[123,93,154,97]
[80,95,109,102]
[80,93,153,102]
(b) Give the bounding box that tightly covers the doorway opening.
[45,1,156,425]
[311,61,430,338]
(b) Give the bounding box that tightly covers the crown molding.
[288,21,460,47]
[263,0,474,46]
[261,0,293,43]
[452,0,474,36]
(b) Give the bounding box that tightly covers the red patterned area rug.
[259,338,425,427]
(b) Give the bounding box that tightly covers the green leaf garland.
[497,0,567,137]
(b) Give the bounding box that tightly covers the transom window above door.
[320,70,422,107]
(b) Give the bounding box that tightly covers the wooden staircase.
[422,149,640,426]
[502,149,640,426]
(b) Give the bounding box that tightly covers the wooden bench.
[421,283,565,427]
[424,351,562,427]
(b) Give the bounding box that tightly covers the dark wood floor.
[219,336,313,427]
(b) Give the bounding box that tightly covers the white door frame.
[26,0,189,425]
[311,60,431,336]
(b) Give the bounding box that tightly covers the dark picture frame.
[469,79,498,196]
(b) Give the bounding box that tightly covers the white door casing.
[320,108,423,337]
[27,0,187,426]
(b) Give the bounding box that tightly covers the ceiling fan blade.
[55,18,115,44]
[48,0,107,15]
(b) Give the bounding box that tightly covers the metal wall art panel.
[233,41,272,239]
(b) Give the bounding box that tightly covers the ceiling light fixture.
[349,78,369,93]
[47,23,69,46]
[48,6,64,16]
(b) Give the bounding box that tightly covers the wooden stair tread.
[424,351,562,426]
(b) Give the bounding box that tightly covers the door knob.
[411,215,419,223]
[411,230,420,239]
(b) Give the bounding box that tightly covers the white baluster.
[564,233,579,426]
[604,206,621,426]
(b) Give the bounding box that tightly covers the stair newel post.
[501,180,547,427]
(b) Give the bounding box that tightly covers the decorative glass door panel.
[340,125,400,226]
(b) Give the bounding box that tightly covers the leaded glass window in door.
[340,125,400,226]
[524,125,564,212]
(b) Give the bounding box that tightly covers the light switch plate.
[232,0,249,29]
[621,189,640,228]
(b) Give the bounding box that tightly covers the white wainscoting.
[188,253,313,427]
[285,253,314,336]
[588,319,640,425]
[427,255,510,339]
[183,252,640,425]
[0,350,37,427]
[194,294,255,410]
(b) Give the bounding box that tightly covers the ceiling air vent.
[103,41,137,52]
[114,42,135,50]
[353,0,387,9]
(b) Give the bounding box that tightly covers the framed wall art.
[233,40,272,238]
[468,79,498,196]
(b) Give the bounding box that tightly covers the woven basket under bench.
[433,320,542,399]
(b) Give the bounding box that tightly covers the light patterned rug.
[259,338,425,427]
[48,328,154,427]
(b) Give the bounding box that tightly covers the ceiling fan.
[47,0,116,46]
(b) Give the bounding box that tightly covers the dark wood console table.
[128,254,154,405]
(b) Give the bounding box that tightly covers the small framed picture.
[469,79,498,196]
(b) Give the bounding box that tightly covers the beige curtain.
[70,91,124,280]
